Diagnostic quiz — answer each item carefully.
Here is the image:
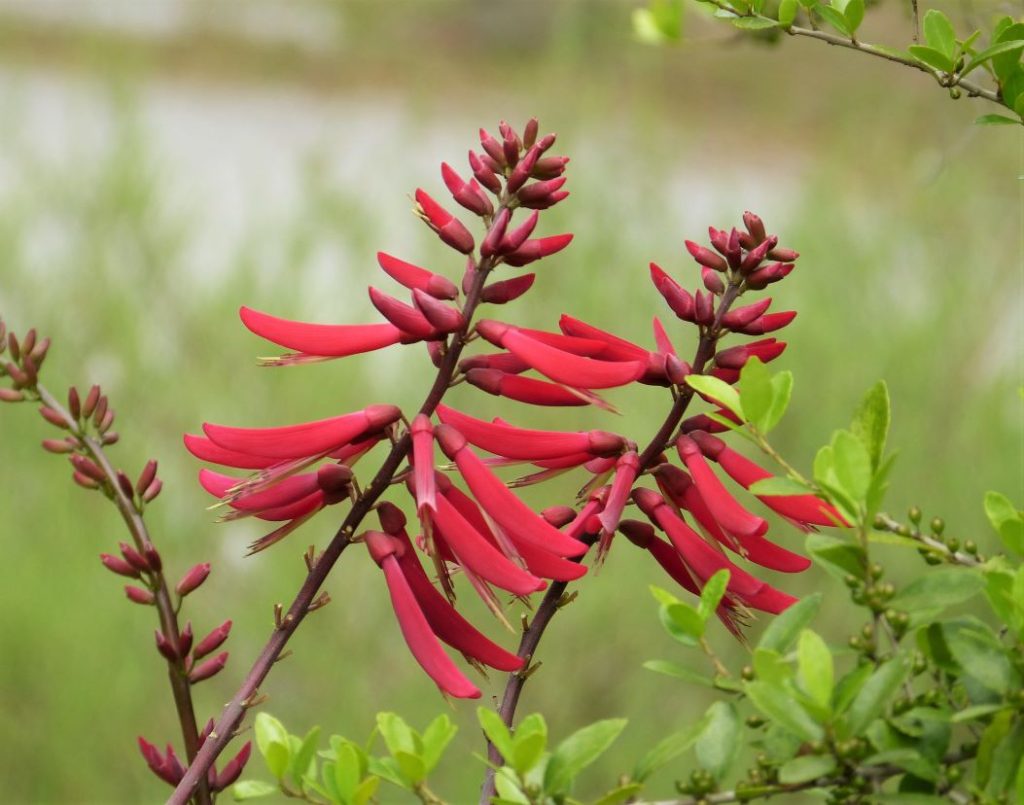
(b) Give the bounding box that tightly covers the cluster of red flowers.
[188,119,843,698]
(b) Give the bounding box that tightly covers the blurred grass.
[0,1,1021,802]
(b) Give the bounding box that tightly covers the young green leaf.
[815,5,851,36]
[909,45,956,72]
[421,715,457,775]
[731,16,781,30]
[698,569,729,621]
[333,743,362,804]
[797,629,834,709]
[231,780,278,800]
[922,9,956,58]
[477,707,515,762]
[633,715,710,782]
[685,375,744,420]
[758,592,822,652]
[376,713,417,758]
[544,719,628,795]
[984,491,1024,555]
[695,701,741,781]
[832,430,871,503]
[961,40,1024,77]
[752,648,793,685]
[889,568,984,612]
[290,726,321,792]
[851,380,889,471]
[510,714,548,775]
[642,659,715,686]
[661,601,705,643]
[778,754,837,784]
[975,113,1022,126]
[764,370,794,432]
[992,23,1024,80]
[744,681,825,741]
[632,0,685,44]
[739,358,774,432]
[841,0,864,33]
[842,658,909,735]
[777,0,798,26]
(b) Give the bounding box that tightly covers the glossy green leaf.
[376,713,417,758]
[815,5,850,36]
[290,726,321,790]
[493,767,529,804]
[685,375,744,419]
[351,777,378,805]
[696,702,740,780]
[993,23,1024,80]
[421,715,457,774]
[254,713,289,762]
[661,601,705,643]
[758,592,822,652]
[922,9,956,57]
[544,718,627,795]
[851,380,889,471]
[984,490,1024,554]
[908,45,955,72]
[832,430,871,502]
[477,707,515,762]
[592,783,644,805]
[744,681,824,741]
[333,743,361,804]
[232,780,278,800]
[976,710,1013,789]
[764,370,794,431]
[844,658,909,735]
[752,648,793,685]
[642,659,715,686]
[890,567,984,612]
[797,629,834,709]
[633,716,709,782]
[778,753,837,784]
[698,569,729,620]
[632,0,685,44]
[731,16,780,29]
[962,40,1024,77]
[806,533,865,582]
[777,0,798,26]
[976,113,1021,125]
[739,358,773,432]
[394,750,425,785]
[510,714,548,774]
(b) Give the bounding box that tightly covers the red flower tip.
[735,310,797,335]
[377,501,408,534]
[542,505,577,527]
[746,261,793,290]
[239,306,404,360]
[650,263,695,321]
[410,414,437,515]
[740,236,778,274]
[619,518,656,548]
[125,585,155,605]
[414,189,475,254]
[685,240,728,272]
[503,328,644,389]
[369,286,438,340]
[468,149,502,194]
[503,233,573,267]
[176,562,211,596]
[316,464,353,504]
[466,368,590,407]
[189,651,228,683]
[376,252,459,300]
[597,450,641,554]
[715,338,787,370]
[481,273,536,305]
[412,289,464,333]
[721,297,772,330]
[677,435,768,539]
[100,552,140,579]
[193,620,232,659]
[365,529,403,566]
[742,211,767,242]
[214,741,253,791]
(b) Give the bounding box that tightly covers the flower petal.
[240,306,403,357]
[184,433,279,470]
[504,329,645,389]
[677,435,768,538]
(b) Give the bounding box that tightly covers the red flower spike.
[721,298,772,330]
[466,368,590,407]
[652,464,736,550]
[194,620,232,659]
[190,651,229,683]
[715,339,787,370]
[506,144,542,193]
[597,450,640,557]
[735,311,797,335]
[138,737,184,786]
[481,273,536,304]
[203,405,400,460]
[676,435,768,538]
[125,585,155,605]
[725,228,743,269]
[214,742,252,792]
[369,287,438,340]
[183,433,279,470]
[690,431,847,527]
[503,234,573,267]
[481,208,511,258]
[740,236,778,274]
[743,211,767,243]
[746,262,794,290]
[459,352,530,374]
[468,150,502,194]
[433,425,589,558]
[101,552,140,578]
[412,289,464,333]
[436,404,625,460]
[431,493,546,594]
[649,263,695,321]
[240,306,405,360]
[376,252,459,300]
[503,328,644,389]
[414,189,475,254]
[702,267,725,295]
[499,210,540,253]
[684,240,728,272]
[411,414,437,516]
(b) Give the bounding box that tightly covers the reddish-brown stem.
[480,284,742,803]
[32,384,212,805]
[170,217,508,804]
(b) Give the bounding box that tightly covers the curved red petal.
[504,329,645,389]
[240,306,402,357]
[184,433,279,469]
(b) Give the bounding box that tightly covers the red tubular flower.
[364,530,481,698]
[468,149,502,193]
[214,742,252,792]
[410,414,436,516]
[720,297,772,330]
[651,317,677,356]
[414,189,475,254]
[501,328,645,389]
[499,210,539,253]
[714,338,787,370]
[649,262,695,322]
[466,368,591,407]
[558,315,650,362]
[676,434,768,538]
[459,352,530,374]
[476,320,608,356]
[734,311,797,335]
[183,433,279,470]
[440,162,493,217]
[138,738,185,786]
[199,469,319,512]
[684,240,728,272]
[481,274,536,304]
[376,252,458,300]
[596,450,640,556]
[689,431,847,528]
[503,234,574,267]
[434,424,589,558]
[202,405,400,460]
[239,306,405,363]
[436,404,624,460]
[369,287,438,340]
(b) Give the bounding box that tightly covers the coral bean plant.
[3,113,1021,805]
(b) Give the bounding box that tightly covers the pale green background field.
[0,2,1020,802]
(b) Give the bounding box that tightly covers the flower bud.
[155,629,178,661]
[119,542,150,572]
[481,274,535,304]
[481,207,510,258]
[468,150,501,194]
[67,387,81,420]
[768,246,799,262]
[116,470,135,500]
[189,651,228,683]
[175,563,211,596]
[0,388,24,402]
[517,176,566,205]
[478,128,506,166]
[685,240,728,271]
[740,236,778,274]
[82,385,100,418]
[414,189,475,254]
[72,471,100,490]
[694,290,714,325]
[412,289,464,333]
[742,211,766,243]
[142,478,163,503]
[100,553,140,578]
[377,501,407,534]
[532,155,569,179]
[136,460,158,497]
[523,118,539,149]
[735,311,797,335]
[499,210,539,254]
[193,620,232,660]
[41,438,75,453]
[745,262,793,290]
[317,463,353,504]
[701,267,725,295]
[503,234,573,267]
[541,506,577,527]
[143,544,162,572]
[364,529,402,565]
[506,143,542,192]
[215,742,252,791]
[721,297,772,329]
[39,406,68,428]
[125,585,155,605]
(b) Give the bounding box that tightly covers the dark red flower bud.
[72,456,105,481]
[721,298,772,329]
[133,460,158,498]
[67,387,81,420]
[39,406,68,428]
[481,274,535,304]
[426,340,445,368]
[740,235,778,274]
[466,368,589,406]
[92,395,108,428]
[500,122,521,165]
[503,234,573,267]
[743,211,766,243]
[155,629,178,661]
[701,267,725,295]
[364,529,402,566]
[177,622,193,657]
[143,544,162,572]
[650,263,694,321]
[189,651,228,683]
[317,463,353,504]
[115,470,134,500]
[481,207,510,258]
[412,289,464,333]
[478,128,506,166]
[369,287,437,340]
[6,332,19,361]
[119,541,150,572]
[665,354,692,385]
[441,163,493,217]
[532,155,569,179]
[619,518,656,548]
[468,150,502,194]
[72,471,99,490]
[214,742,252,791]
[517,177,566,205]
[459,352,529,374]
[746,262,794,290]
[735,311,797,335]
[140,478,162,503]
[685,240,728,271]
[377,252,459,300]
[41,438,74,453]
[100,553,140,578]
[541,505,577,527]
[193,620,232,659]
[377,501,407,535]
[125,585,155,605]
[499,210,539,254]
[506,143,542,192]
[414,189,475,254]
[725,228,743,269]
[715,338,786,370]
[768,246,799,262]
[0,388,24,402]
[176,563,211,596]
[694,290,714,325]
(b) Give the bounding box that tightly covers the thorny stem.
[31,384,212,805]
[170,207,510,804]
[480,285,744,803]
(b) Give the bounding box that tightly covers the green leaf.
[351,777,378,805]
[909,45,955,72]
[975,113,1021,125]
[731,16,780,29]
[976,710,1013,788]
[833,662,873,715]
[987,717,1024,796]
[290,726,321,791]
[642,659,714,686]
[752,647,794,685]
[962,40,1024,77]
[951,704,1010,723]
[748,476,811,497]
[832,430,871,503]
[394,750,425,785]
[698,569,729,621]
[477,707,515,763]
[686,375,744,420]
[777,0,797,26]
[650,585,680,607]
[232,780,278,800]
[592,783,644,805]
[842,0,864,33]
[696,702,741,781]
[778,754,837,784]
[851,381,889,471]
[984,491,1024,555]
[494,766,530,805]
[806,533,865,582]
[922,9,956,57]
[943,623,1016,695]
[510,714,548,775]
[254,713,290,762]
[993,23,1024,80]
[633,717,709,782]
[376,713,417,758]
[632,0,685,45]
[758,592,822,652]
[797,630,834,709]
[661,601,705,643]
[843,658,909,735]
[333,743,362,804]
[739,358,774,432]
[889,568,984,613]
[765,370,794,431]
[544,718,627,795]
[815,5,850,36]
[744,681,825,741]
[421,715,457,774]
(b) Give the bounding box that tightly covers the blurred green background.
[0,1,1020,802]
